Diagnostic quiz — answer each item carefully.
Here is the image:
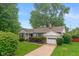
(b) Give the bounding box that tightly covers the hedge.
[30,36,46,43]
[72,34,79,38]
[0,31,19,56]
[19,38,25,41]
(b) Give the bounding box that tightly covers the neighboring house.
[19,26,65,45]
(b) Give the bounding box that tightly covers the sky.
[17,3,79,30]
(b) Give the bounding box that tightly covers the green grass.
[15,41,41,56]
[51,42,79,56]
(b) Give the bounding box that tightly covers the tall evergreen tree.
[0,4,21,33]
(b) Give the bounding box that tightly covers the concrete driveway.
[25,44,56,56]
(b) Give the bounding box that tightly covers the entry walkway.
[25,44,56,56]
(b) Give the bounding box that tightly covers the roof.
[20,26,65,33]
[43,31,60,36]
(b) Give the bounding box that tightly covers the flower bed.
[72,38,79,42]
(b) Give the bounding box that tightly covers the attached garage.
[47,38,56,44]
[44,31,61,45]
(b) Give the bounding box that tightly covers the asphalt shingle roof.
[21,26,65,33]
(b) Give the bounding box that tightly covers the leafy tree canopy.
[30,3,69,28]
[0,4,21,33]
[68,28,79,36]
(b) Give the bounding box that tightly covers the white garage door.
[47,38,56,44]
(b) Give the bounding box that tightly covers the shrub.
[72,35,78,38]
[72,34,79,38]
[0,31,19,56]
[30,36,46,43]
[56,38,63,46]
[63,34,71,44]
[19,38,25,41]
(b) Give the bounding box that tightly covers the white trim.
[44,31,60,36]
[19,30,26,33]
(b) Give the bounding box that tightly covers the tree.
[68,28,79,36]
[65,26,69,32]
[0,4,21,33]
[30,3,69,28]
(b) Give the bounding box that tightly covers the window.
[20,33,24,38]
[57,32,61,34]
[48,38,56,39]
[38,33,43,36]
[26,33,28,36]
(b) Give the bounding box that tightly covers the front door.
[29,34,33,39]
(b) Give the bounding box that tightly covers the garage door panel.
[47,38,56,44]
[46,35,57,38]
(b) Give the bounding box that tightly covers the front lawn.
[15,41,41,56]
[51,42,79,56]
